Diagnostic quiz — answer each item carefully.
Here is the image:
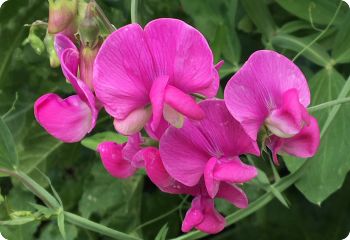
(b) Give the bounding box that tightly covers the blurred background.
[0,0,350,239]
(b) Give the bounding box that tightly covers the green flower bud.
[44,32,60,68]
[48,0,78,34]
[78,2,100,48]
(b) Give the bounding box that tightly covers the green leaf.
[271,34,331,66]
[285,69,350,204]
[253,169,289,208]
[18,125,62,174]
[57,209,66,240]
[0,0,46,85]
[0,188,39,240]
[39,222,78,240]
[275,0,346,25]
[78,163,142,219]
[0,117,18,169]
[332,12,350,63]
[241,0,276,39]
[155,223,169,240]
[81,131,128,151]
[29,203,56,219]
[278,20,313,34]
[180,0,241,65]
[0,217,35,226]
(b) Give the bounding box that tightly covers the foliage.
[0,0,350,239]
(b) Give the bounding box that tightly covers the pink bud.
[48,0,78,34]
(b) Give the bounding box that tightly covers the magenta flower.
[224,50,320,164]
[157,100,259,233]
[97,133,144,178]
[93,18,219,135]
[141,146,249,234]
[34,34,98,142]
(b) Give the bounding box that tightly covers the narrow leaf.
[81,131,128,151]
[241,0,276,38]
[155,223,169,240]
[0,217,35,226]
[272,34,331,66]
[0,117,18,169]
[57,208,66,240]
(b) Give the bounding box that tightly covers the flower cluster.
[34,18,320,234]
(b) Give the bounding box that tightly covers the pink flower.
[93,18,219,135]
[181,195,225,234]
[224,50,320,163]
[157,100,259,233]
[142,145,250,234]
[97,133,144,178]
[34,34,98,142]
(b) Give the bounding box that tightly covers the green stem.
[292,0,342,62]
[93,1,116,33]
[308,97,350,113]
[131,0,139,23]
[0,168,140,240]
[133,195,188,231]
[64,212,141,240]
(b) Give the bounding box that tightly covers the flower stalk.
[0,168,140,240]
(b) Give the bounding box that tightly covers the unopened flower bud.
[30,34,45,55]
[44,32,60,68]
[79,43,100,89]
[78,2,100,48]
[48,0,78,34]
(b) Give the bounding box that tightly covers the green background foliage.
[0,0,350,239]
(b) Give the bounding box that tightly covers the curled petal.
[224,50,310,140]
[122,133,142,163]
[265,89,310,138]
[143,147,198,195]
[34,94,92,142]
[204,157,220,198]
[215,60,224,71]
[268,116,320,161]
[213,157,258,183]
[113,107,152,135]
[97,142,136,178]
[164,85,205,120]
[54,33,78,58]
[182,196,225,234]
[217,183,248,208]
[57,40,98,127]
[204,157,257,198]
[160,100,259,187]
[150,75,169,131]
[145,116,169,140]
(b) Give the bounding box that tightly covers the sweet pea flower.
[156,100,259,233]
[141,146,249,234]
[34,34,98,142]
[224,50,320,164]
[93,18,219,135]
[97,133,145,178]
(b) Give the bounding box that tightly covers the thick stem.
[0,168,140,240]
[64,212,141,240]
[131,0,139,23]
